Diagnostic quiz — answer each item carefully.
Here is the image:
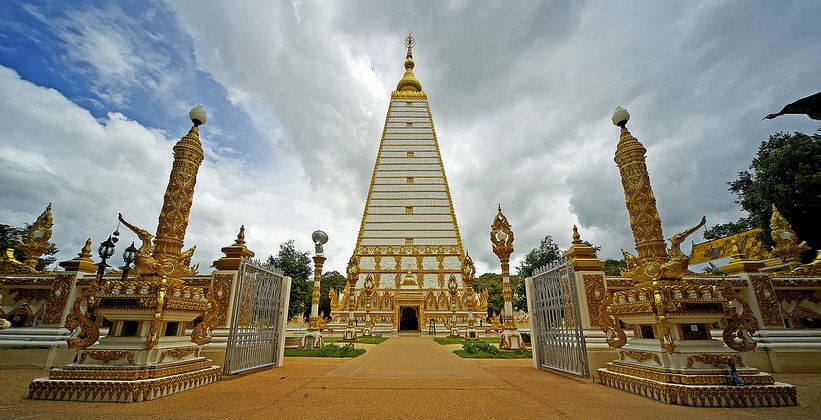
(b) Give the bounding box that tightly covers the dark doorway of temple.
[399,307,419,331]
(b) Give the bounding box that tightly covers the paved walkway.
[1,336,818,419]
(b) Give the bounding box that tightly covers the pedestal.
[301,330,323,349]
[500,329,523,350]
[343,327,358,341]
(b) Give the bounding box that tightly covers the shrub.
[462,340,499,355]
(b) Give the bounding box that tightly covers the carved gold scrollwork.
[620,349,660,365]
[722,283,758,352]
[191,284,219,345]
[749,274,783,327]
[65,283,101,349]
[145,277,168,350]
[600,289,627,348]
[685,353,743,369]
[158,346,200,363]
[79,350,136,364]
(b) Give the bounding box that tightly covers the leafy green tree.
[267,240,313,319]
[474,273,503,317]
[602,259,627,276]
[728,131,820,254]
[319,270,347,319]
[516,235,562,278]
[703,218,753,240]
[0,223,58,270]
[513,235,563,310]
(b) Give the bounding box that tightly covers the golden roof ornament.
[770,204,810,271]
[396,33,423,92]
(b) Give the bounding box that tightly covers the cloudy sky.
[1,1,819,276]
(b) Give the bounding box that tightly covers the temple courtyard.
[1,335,818,419]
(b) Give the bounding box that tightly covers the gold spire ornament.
[396,33,423,92]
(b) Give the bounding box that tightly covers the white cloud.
[3,1,820,277]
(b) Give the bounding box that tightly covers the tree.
[0,223,58,271]
[511,235,564,311]
[474,273,503,317]
[602,259,627,276]
[267,240,313,319]
[319,270,347,319]
[728,131,820,254]
[516,235,562,279]
[703,218,753,240]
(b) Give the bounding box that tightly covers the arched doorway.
[399,306,419,331]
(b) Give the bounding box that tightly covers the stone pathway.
[1,336,819,419]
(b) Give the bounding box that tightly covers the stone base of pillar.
[29,356,220,402]
[362,327,372,336]
[343,327,358,341]
[598,364,796,406]
[449,328,460,337]
[500,330,523,350]
[301,331,323,349]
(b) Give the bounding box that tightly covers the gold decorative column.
[343,255,359,341]
[30,106,221,402]
[462,253,478,340]
[490,205,522,349]
[302,231,328,348]
[612,107,670,283]
[596,107,796,407]
[362,274,375,336]
[152,105,205,278]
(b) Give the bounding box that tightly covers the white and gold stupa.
[330,34,483,333]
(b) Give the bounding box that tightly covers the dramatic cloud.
[1,1,819,275]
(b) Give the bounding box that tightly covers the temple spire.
[396,33,422,92]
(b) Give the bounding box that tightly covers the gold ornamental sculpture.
[490,205,523,350]
[30,106,222,402]
[596,107,796,407]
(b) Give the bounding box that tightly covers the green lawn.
[437,338,533,359]
[284,342,365,358]
[433,336,497,345]
[324,336,388,345]
[453,349,532,359]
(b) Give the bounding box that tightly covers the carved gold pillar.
[491,205,522,350]
[308,255,325,330]
[152,106,205,276]
[612,107,669,273]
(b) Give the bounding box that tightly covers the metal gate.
[224,259,290,375]
[528,258,589,377]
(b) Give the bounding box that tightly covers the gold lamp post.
[302,230,327,349]
[490,205,522,350]
[447,274,460,336]
[344,255,359,341]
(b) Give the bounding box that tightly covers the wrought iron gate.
[528,258,589,377]
[223,259,290,375]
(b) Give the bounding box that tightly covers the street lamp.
[303,230,328,349]
[96,235,117,281]
[490,204,522,350]
[121,241,137,280]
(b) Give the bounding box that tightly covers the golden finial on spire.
[397,33,422,92]
[235,225,246,245]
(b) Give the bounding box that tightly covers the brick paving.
[1,336,818,419]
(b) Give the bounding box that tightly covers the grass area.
[448,339,533,359]
[433,336,497,345]
[324,336,388,345]
[453,348,532,359]
[284,342,365,358]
